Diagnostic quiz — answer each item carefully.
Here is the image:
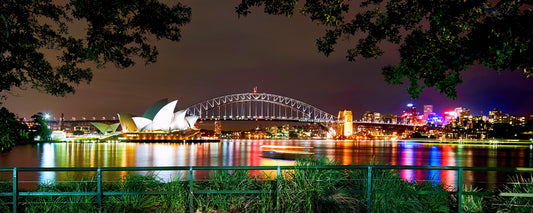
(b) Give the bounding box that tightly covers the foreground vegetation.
[1,158,532,212]
[0,109,50,152]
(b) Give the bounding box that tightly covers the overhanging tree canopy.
[236,0,533,98]
[0,0,191,96]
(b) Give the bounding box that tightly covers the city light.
[44,113,51,120]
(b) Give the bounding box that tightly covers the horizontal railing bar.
[19,192,97,196]
[4,189,523,198]
[2,165,532,172]
[103,191,179,196]
[499,192,533,198]
[194,190,273,194]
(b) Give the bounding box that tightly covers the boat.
[261,145,314,160]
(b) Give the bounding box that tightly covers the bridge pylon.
[336,110,353,138]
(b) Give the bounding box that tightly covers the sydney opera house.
[117,98,200,140]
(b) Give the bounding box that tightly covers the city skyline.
[3,1,533,119]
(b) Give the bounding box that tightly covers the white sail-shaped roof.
[143,98,169,120]
[171,110,188,130]
[185,116,199,129]
[132,117,152,131]
[143,123,154,131]
[118,99,201,133]
[152,100,178,131]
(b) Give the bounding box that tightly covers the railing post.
[367,166,372,213]
[457,167,463,213]
[189,167,194,213]
[12,168,17,213]
[97,168,102,212]
[276,165,281,212]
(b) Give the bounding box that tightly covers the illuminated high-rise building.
[423,105,433,124]
[362,111,382,123]
[382,114,398,124]
[489,108,503,123]
[455,107,464,117]
[337,110,353,137]
[402,103,417,124]
[459,108,472,126]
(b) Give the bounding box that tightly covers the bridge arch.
[185,93,336,122]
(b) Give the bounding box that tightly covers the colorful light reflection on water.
[1,140,531,189]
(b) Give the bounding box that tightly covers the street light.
[44,113,51,120]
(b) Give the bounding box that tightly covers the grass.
[1,160,532,212]
[346,164,452,212]
[278,157,362,212]
[497,174,533,212]
[0,178,12,212]
[460,186,485,213]
[194,170,273,212]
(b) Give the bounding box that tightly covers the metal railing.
[1,165,532,213]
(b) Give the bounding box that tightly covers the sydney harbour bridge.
[183,92,418,135]
[185,92,336,123]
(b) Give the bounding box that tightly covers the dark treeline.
[0,107,50,152]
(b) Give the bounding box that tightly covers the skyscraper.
[402,103,417,124]
[423,105,433,124]
[489,108,503,123]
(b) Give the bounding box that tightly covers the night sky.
[4,1,533,120]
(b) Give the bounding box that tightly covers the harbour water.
[1,139,532,189]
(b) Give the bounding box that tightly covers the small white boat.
[261,145,314,160]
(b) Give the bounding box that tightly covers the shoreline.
[403,138,533,146]
[38,138,533,146]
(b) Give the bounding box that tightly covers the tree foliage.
[0,0,191,96]
[0,106,30,152]
[236,0,533,98]
[30,112,52,141]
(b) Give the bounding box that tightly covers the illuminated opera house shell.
[118,98,199,133]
